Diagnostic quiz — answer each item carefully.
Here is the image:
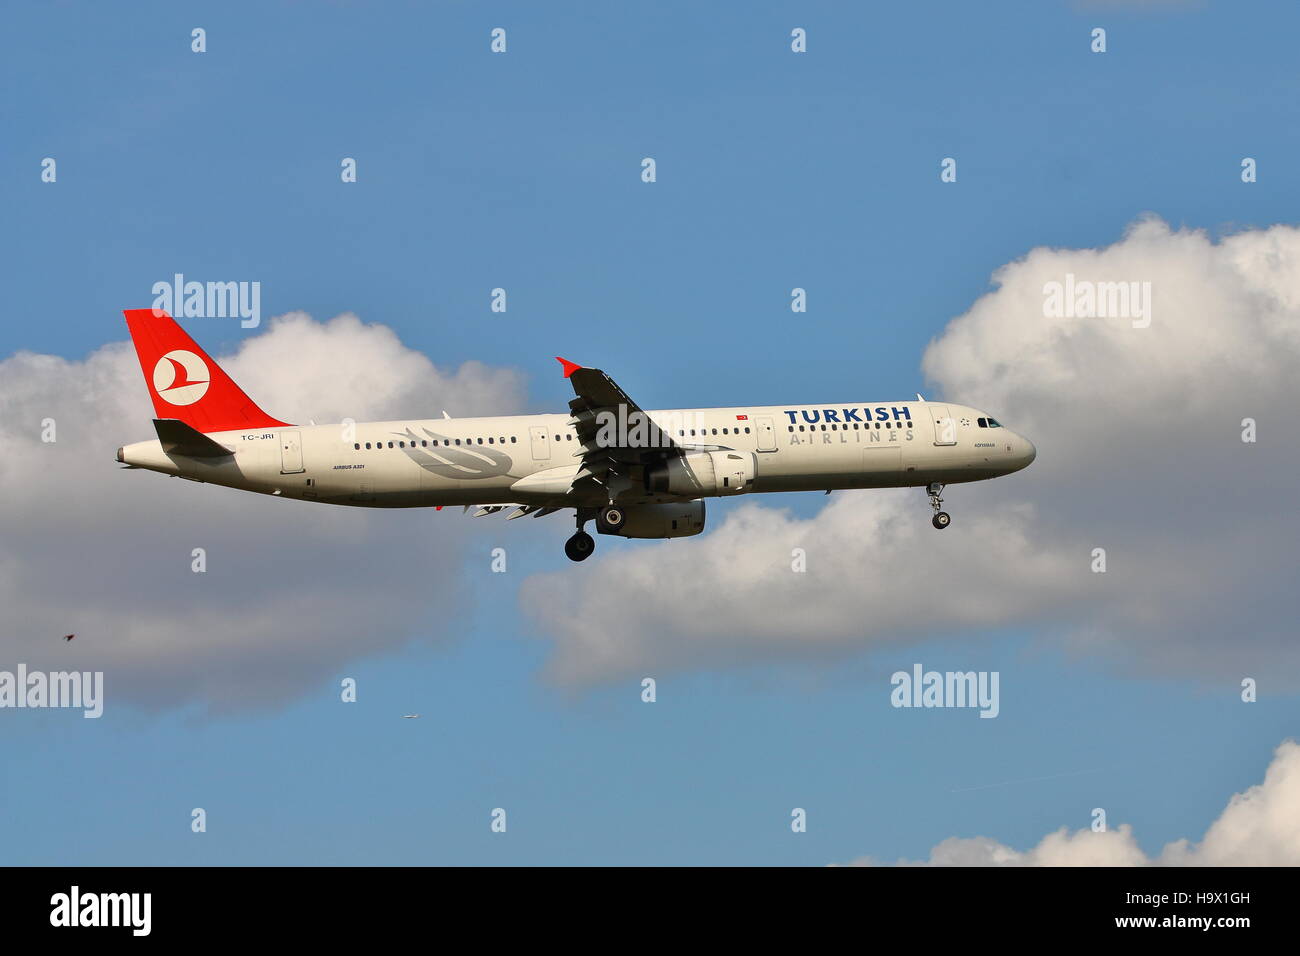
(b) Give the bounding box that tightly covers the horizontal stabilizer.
[153,419,235,458]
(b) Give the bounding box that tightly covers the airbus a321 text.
[117,309,1037,561]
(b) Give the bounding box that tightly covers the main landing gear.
[927,482,951,530]
[564,507,600,562]
[596,504,626,533]
[564,531,594,562]
[564,505,626,561]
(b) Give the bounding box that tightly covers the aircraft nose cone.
[1022,437,1037,466]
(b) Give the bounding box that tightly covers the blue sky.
[3,1,1298,865]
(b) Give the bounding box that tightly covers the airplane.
[116,309,1036,562]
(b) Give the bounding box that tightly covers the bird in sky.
[62,634,75,642]
[401,714,421,719]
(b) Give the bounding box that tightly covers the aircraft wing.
[557,357,680,498]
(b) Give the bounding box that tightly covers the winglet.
[555,356,582,378]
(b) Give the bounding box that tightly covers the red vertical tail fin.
[123,309,290,433]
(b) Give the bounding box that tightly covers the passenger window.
[353,443,360,450]
[745,428,750,433]
[364,442,371,449]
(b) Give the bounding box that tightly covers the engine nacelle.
[600,500,706,538]
[646,450,756,497]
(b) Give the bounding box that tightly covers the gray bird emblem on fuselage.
[395,426,517,480]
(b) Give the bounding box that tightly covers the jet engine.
[646,450,756,497]
[597,500,705,538]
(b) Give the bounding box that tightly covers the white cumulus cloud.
[0,312,526,713]
[840,739,1300,866]
[525,217,1300,686]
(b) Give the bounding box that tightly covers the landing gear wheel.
[599,505,627,533]
[565,531,595,562]
[925,482,949,529]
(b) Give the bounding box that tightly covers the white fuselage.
[118,401,1036,508]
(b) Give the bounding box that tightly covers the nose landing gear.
[927,483,951,530]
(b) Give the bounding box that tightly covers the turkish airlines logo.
[152,349,210,405]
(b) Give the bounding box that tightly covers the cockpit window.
[986,418,1002,428]
[977,418,987,428]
